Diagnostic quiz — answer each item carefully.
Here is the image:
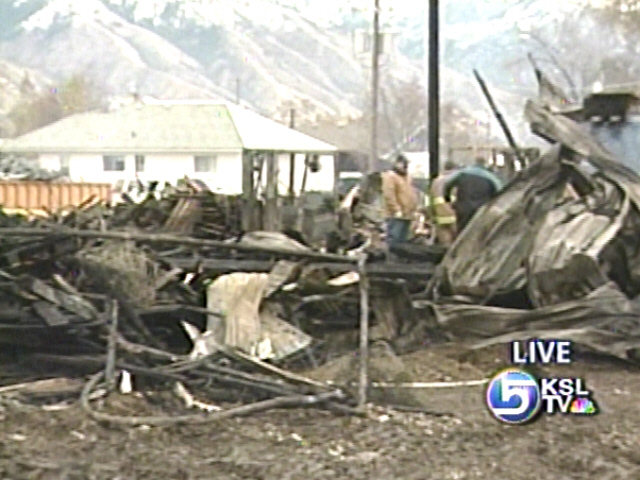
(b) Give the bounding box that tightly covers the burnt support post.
[428,0,440,180]
[241,150,256,231]
[295,155,310,232]
[264,151,279,231]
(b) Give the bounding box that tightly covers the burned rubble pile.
[0,154,68,181]
[0,180,445,425]
[423,102,640,364]
[110,180,243,239]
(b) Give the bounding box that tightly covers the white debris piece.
[119,370,133,394]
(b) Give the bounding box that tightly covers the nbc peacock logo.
[569,397,598,415]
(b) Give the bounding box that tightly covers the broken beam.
[0,227,357,264]
[165,258,435,279]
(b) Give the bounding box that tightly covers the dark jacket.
[443,165,502,214]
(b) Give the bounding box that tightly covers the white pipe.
[326,378,489,389]
[371,379,488,388]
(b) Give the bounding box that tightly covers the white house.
[0,100,337,196]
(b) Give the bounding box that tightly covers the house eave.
[242,148,337,155]
[0,147,243,155]
[1,146,337,155]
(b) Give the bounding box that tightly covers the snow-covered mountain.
[0,0,634,146]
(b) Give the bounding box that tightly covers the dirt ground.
[1,344,639,480]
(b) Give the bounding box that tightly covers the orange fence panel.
[0,181,112,215]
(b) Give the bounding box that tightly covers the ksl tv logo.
[485,368,599,425]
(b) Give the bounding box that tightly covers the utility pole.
[428,0,439,180]
[369,0,380,173]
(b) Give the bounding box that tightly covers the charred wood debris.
[0,180,443,426]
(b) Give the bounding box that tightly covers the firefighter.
[443,156,503,234]
[429,160,459,246]
[381,154,418,250]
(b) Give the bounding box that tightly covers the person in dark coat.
[443,156,503,233]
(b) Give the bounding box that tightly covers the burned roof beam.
[0,227,359,264]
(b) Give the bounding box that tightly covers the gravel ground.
[0,345,638,480]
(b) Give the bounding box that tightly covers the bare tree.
[357,74,427,155]
[19,74,36,96]
[381,74,426,150]
[8,74,101,137]
[9,92,63,137]
[523,4,640,94]
[593,0,640,31]
[58,75,101,115]
[441,101,489,148]
[361,76,502,155]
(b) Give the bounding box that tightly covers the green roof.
[0,102,337,154]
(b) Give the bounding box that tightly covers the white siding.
[134,153,243,194]
[39,154,62,171]
[36,152,244,193]
[34,151,332,196]
[132,154,184,184]
[69,155,114,183]
[268,154,335,195]
[205,153,243,195]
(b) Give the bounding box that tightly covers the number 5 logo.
[494,377,536,415]
[486,369,541,424]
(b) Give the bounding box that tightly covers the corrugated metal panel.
[0,181,111,214]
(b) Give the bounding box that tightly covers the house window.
[103,155,125,172]
[194,155,217,173]
[135,155,145,173]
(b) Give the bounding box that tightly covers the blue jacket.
[443,165,503,211]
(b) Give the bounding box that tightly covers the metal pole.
[428,0,439,180]
[369,0,380,173]
[236,77,240,104]
[473,70,526,165]
[357,253,370,409]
